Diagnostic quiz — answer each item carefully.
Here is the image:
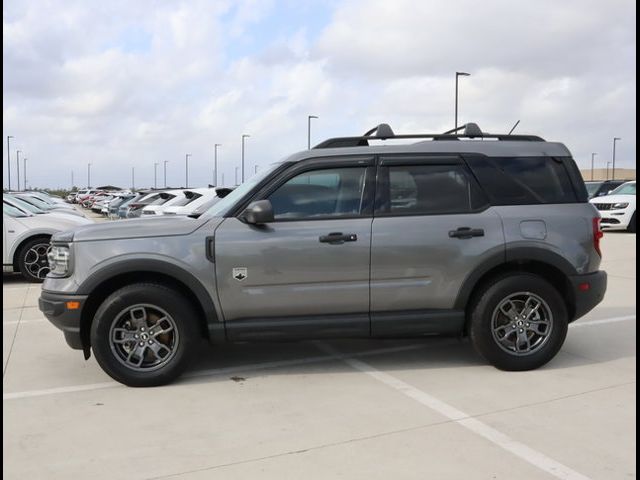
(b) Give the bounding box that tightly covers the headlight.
[47,245,71,277]
[612,202,629,209]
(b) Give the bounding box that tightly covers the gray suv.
[39,123,607,386]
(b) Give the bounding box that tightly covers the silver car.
[40,123,607,386]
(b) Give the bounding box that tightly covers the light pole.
[163,160,168,188]
[7,136,13,191]
[23,158,27,190]
[612,137,621,180]
[71,171,74,189]
[307,115,318,149]
[87,163,92,188]
[185,153,191,188]
[153,163,158,189]
[235,166,239,186]
[606,161,611,180]
[241,134,250,183]
[591,153,597,181]
[254,165,258,174]
[221,172,225,186]
[455,71,471,130]
[131,167,135,190]
[16,150,22,192]
[214,144,221,186]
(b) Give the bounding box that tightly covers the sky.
[3,0,637,189]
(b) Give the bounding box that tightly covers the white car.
[590,181,636,232]
[161,188,221,215]
[140,189,186,216]
[4,195,91,225]
[3,201,93,282]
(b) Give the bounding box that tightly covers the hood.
[590,194,636,204]
[17,213,92,231]
[71,214,220,242]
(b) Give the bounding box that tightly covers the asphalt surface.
[2,219,636,480]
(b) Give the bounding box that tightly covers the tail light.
[593,217,604,257]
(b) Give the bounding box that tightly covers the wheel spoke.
[147,341,171,360]
[112,328,136,344]
[150,317,174,337]
[129,307,148,329]
[526,320,550,336]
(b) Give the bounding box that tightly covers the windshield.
[4,195,45,214]
[203,164,282,217]
[585,182,602,196]
[610,182,636,196]
[3,201,32,217]
[16,195,53,210]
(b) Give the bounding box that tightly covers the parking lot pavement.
[3,233,635,480]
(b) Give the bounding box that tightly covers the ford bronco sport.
[39,123,607,386]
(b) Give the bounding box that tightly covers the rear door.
[214,157,375,340]
[370,155,504,336]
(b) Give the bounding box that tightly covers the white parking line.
[317,342,591,480]
[570,315,635,328]
[2,343,426,401]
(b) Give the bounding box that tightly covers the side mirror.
[242,200,274,225]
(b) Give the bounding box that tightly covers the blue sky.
[3,0,636,189]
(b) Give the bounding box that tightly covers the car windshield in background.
[4,195,44,214]
[3,201,31,217]
[585,182,602,196]
[203,163,281,217]
[611,183,636,195]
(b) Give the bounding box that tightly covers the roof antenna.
[508,120,520,135]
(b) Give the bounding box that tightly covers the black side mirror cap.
[242,200,274,225]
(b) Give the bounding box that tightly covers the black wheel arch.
[456,246,579,333]
[77,259,225,358]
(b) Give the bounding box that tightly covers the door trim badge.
[233,267,248,282]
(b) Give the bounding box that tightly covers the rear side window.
[377,164,487,215]
[466,156,578,204]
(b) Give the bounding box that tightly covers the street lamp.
[307,115,318,149]
[235,166,239,186]
[185,154,191,188]
[71,171,74,189]
[131,167,135,189]
[254,165,258,174]
[87,163,92,188]
[612,137,621,180]
[163,160,169,188]
[455,71,471,130]
[606,161,611,180]
[241,134,250,183]
[591,153,597,181]
[153,163,158,189]
[214,144,221,186]
[7,136,13,191]
[16,150,22,192]
[23,158,27,190]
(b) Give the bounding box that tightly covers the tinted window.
[467,156,577,205]
[268,167,366,220]
[378,164,484,215]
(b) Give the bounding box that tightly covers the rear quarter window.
[466,156,579,205]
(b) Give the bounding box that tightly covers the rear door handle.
[319,232,358,244]
[448,227,485,239]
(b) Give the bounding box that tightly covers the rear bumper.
[569,271,607,321]
[38,291,88,350]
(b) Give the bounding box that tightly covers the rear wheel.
[91,283,200,387]
[17,237,51,283]
[469,274,568,371]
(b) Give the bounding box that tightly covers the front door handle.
[319,232,358,244]
[448,227,485,239]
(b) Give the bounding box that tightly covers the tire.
[627,212,636,233]
[91,283,200,387]
[469,274,568,371]
[17,236,52,283]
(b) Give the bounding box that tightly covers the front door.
[370,156,505,336]
[214,160,375,340]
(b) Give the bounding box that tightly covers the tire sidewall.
[469,274,568,371]
[18,237,51,283]
[91,283,199,387]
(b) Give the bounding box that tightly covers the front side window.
[610,182,636,196]
[378,164,483,215]
[268,167,367,220]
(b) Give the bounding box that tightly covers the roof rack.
[313,123,545,149]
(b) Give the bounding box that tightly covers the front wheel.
[91,283,200,387]
[469,274,568,371]
[17,237,51,283]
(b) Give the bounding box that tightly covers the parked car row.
[69,186,232,219]
[589,180,636,232]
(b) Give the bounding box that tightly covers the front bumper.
[569,271,607,321]
[38,291,88,350]
[599,209,633,230]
